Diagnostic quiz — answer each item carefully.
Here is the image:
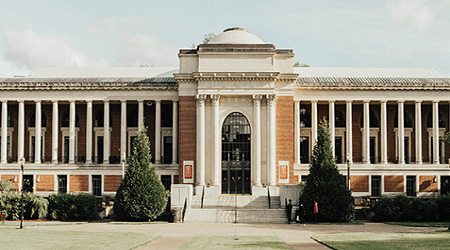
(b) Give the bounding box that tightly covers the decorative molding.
[195,94,207,107]
[220,97,252,107]
[252,94,263,106]
[266,94,277,106]
[210,94,220,106]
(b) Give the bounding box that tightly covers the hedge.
[0,180,15,193]
[48,193,97,221]
[0,192,48,220]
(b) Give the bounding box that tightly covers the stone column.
[172,101,178,164]
[380,100,388,164]
[398,100,405,164]
[1,101,7,164]
[211,94,220,186]
[294,101,300,164]
[138,100,144,132]
[346,100,353,164]
[69,100,76,164]
[363,101,370,164]
[121,100,126,160]
[311,100,318,144]
[35,100,42,164]
[17,100,25,162]
[103,101,110,163]
[155,100,161,164]
[253,94,262,187]
[195,94,207,186]
[85,100,93,164]
[267,94,277,186]
[52,100,59,164]
[415,101,422,164]
[433,100,439,164]
[329,100,335,157]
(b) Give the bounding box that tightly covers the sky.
[1,0,450,77]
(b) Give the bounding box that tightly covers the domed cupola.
[208,27,265,45]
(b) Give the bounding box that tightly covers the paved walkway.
[5,221,446,249]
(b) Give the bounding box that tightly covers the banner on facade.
[183,161,194,184]
[278,161,290,183]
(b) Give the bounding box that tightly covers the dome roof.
[208,28,265,44]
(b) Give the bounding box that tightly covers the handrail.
[267,186,271,209]
[182,197,187,223]
[201,185,205,209]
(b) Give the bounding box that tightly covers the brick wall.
[104,175,122,192]
[69,175,89,192]
[1,175,18,190]
[351,175,369,192]
[276,96,294,184]
[35,175,54,191]
[178,96,196,184]
[384,175,404,192]
[419,175,438,192]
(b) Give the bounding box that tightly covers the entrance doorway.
[442,176,450,195]
[221,112,251,195]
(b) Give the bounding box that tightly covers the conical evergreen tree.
[300,119,354,222]
[113,127,169,221]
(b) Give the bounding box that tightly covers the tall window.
[371,175,381,196]
[127,108,138,127]
[94,110,112,127]
[335,110,345,127]
[161,103,173,127]
[28,110,47,127]
[92,175,102,196]
[58,175,67,193]
[61,109,80,127]
[406,176,416,197]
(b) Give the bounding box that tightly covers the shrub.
[411,197,427,222]
[424,199,439,222]
[436,194,450,222]
[0,180,15,193]
[0,192,48,220]
[114,127,169,221]
[393,195,412,221]
[48,193,97,220]
[372,197,400,222]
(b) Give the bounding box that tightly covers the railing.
[267,186,271,209]
[201,185,205,209]
[182,197,187,223]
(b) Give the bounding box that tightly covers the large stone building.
[1,27,450,201]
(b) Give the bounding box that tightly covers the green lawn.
[179,236,291,250]
[314,232,450,250]
[385,221,450,228]
[0,228,157,250]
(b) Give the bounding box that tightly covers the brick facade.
[419,175,438,192]
[1,175,18,190]
[104,175,122,192]
[384,175,404,192]
[276,96,294,184]
[178,96,196,184]
[351,175,369,192]
[69,175,89,192]
[35,175,54,192]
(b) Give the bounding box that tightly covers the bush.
[372,197,400,222]
[436,194,450,222]
[0,180,15,193]
[393,195,412,221]
[411,197,427,222]
[114,127,169,221]
[48,193,97,221]
[424,199,439,222]
[0,192,48,220]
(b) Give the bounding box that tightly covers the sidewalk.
[17,221,446,250]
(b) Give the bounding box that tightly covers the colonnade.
[0,100,178,165]
[294,100,445,165]
[195,94,278,188]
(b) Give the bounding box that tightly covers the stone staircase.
[184,195,287,223]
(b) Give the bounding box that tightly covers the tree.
[293,61,310,67]
[113,127,169,221]
[299,119,354,222]
[192,33,216,48]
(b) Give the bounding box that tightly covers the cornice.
[0,81,177,91]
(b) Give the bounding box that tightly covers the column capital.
[380,100,387,103]
[137,99,144,103]
[120,100,127,104]
[310,100,318,104]
[294,100,300,103]
[363,100,370,104]
[328,100,335,103]
[210,94,220,106]
[51,100,58,103]
[195,94,207,106]
[85,100,92,103]
[18,100,24,103]
[34,100,41,103]
[433,100,440,103]
[69,100,76,103]
[252,94,263,105]
[104,100,109,104]
[397,100,405,103]
[346,100,353,104]
[266,94,277,105]
[415,100,422,103]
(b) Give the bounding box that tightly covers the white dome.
[208,28,265,44]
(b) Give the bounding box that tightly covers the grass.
[179,236,291,250]
[2,221,88,226]
[0,228,157,250]
[384,221,450,228]
[314,232,450,250]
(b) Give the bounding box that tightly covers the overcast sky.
[1,0,449,77]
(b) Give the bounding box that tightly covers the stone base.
[252,186,267,197]
[204,185,221,196]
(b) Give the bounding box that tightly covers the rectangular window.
[406,176,416,197]
[161,175,171,190]
[163,137,172,164]
[300,137,309,164]
[58,175,67,193]
[370,137,376,163]
[92,175,102,196]
[371,175,381,196]
[335,137,342,164]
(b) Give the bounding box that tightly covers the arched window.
[335,110,345,127]
[360,110,379,127]
[394,111,413,128]
[127,108,138,127]
[94,110,112,127]
[427,112,445,128]
[0,110,14,127]
[300,109,311,128]
[28,110,47,127]
[61,109,80,127]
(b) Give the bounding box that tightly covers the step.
[184,208,288,223]
[191,195,279,209]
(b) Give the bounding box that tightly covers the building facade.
[1,27,450,200]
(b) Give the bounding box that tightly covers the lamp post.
[448,158,450,230]
[121,153,126,179]
[347,153,351,190]
[19,158,25,229]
